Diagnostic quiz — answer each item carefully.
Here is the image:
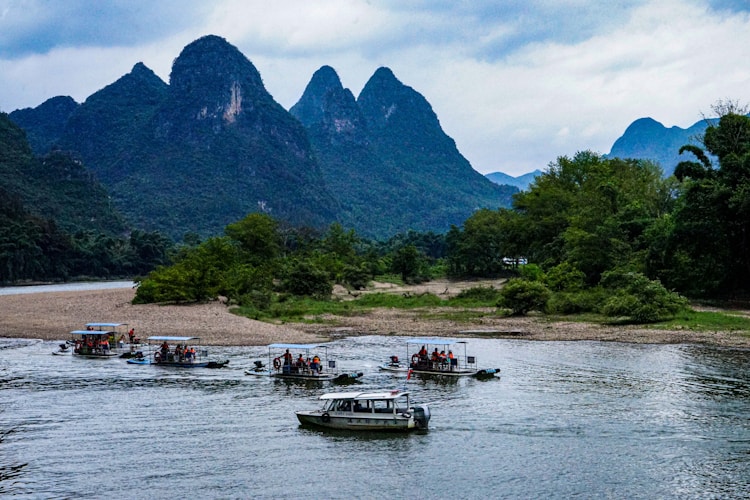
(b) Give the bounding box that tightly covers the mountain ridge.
[9,34,515,240]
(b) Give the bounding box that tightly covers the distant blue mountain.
[607,116,716,176]
[485,169,542,190]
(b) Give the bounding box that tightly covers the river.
[1,335,749,499]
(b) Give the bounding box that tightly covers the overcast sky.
[1,0,749,176]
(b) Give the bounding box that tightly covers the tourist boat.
[295,390,430,431]
[70,329,121,358]
[126,336,229,368]
[385,337,500,378]
[248,343,363,383]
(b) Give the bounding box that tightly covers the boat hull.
[269,372,363,383]
[408,366,500,378]
[378,363,409,372]
[296,411,422,431]
[126,359,228,368]
[73,352,119,359]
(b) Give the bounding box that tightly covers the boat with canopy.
[126,336,228,368]
[381,337,499,378]
[248,343,362,383]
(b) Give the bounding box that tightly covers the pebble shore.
[1,282,749,348]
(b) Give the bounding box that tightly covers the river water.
[1,334,749,499]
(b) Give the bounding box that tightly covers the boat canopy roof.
[147,336,199,342]
[319,390,409,401]
[406,337,463,345]
[70,330,114,336]
[86,322,127,328]
[268,343,325,349]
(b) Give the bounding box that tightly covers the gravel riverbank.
[1,281,749,348]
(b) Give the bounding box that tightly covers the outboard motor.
[412,405,431,429]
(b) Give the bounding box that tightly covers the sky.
[1,0,749,176]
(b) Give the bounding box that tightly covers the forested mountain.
[607,117,714,176]
[0,112,174,284]
[290,65,516,238]
[0,113,126,236]
[11,36,339,240]
[9,95,78,155]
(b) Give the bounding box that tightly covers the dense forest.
[0,112,173,283]
[133,104,750,323]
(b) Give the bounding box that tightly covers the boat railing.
[410,354,478,372]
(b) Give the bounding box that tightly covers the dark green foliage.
[652,105,750,297]
[0,113,171,283]
[546,288,607,315]
[543,262,586,291]
[341,265,371,290]
[390,244,430,284]
[599,271,688,322]
[225,213,282,266]
[450,286,502,305]
[133,236,237,303]
[498,278,551,315]
[280,259,334,300]
[446,208,525,277]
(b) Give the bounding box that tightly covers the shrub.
[544,262,586,291]
[519,263,544,282]
[497,278,551,315]
[546,288,606,314]
[451,286,502,306]
[600,271,688,323]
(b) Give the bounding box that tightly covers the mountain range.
[485,169,543,190]
[8,35,516,240]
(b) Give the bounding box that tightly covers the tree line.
[134,102,750,323]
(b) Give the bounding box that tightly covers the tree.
[391,244,428,283]
[664,101,750,296]
[600,271,688,323]
[280,259,333,299]
[225,213,281,266]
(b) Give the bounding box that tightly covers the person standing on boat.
[311,355,321,372]
[448,350,456,371]
[419,345,428,360]
[128,328,135,344]
[283,349,293,365]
